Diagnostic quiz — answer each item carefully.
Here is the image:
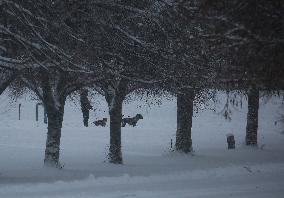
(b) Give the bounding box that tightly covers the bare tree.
[205,0,284,146]
[1,0,106,167]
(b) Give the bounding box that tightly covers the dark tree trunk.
[104,80,128,164]
[44,102,65,167]
[246,88,259,146]
[106,95,123,164]
[40,71,67,167]
[176,89,195,153]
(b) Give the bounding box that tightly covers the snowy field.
[0,92,284,198]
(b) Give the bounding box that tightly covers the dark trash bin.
[226,134,235,149]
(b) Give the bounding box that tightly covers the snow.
[0,92,284,197]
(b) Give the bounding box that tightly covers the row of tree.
[0,0,283,167]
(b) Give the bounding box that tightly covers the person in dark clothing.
[80,89,92,127]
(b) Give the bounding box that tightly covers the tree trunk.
[107,95,123,164]
[246,88,259,146]
[44,102,65,167]
[176,89,195,153]
[104,80,128,164]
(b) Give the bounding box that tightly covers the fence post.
[44,105,48,124]
[36,103,40,122]
[36,103,46,123]
[18,103,21,120]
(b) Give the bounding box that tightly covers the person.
[80,89,92,127]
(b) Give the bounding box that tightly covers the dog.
[94,118,107,127]
[121,114,143,127]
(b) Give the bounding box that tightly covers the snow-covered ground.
[0,92,283,198]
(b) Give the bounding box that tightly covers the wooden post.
[18,103,21,120]
[36,103,40,122]
[44,105,48,124]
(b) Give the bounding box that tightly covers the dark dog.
[121,114,143,127]
[94,118,107,127]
